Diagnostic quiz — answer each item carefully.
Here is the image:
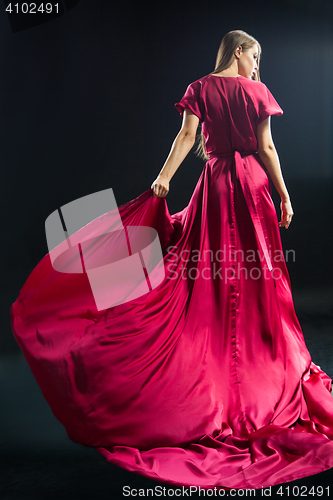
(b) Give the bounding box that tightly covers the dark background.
[1,0,333,498]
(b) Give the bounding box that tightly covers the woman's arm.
[257,116,289,200]
[151,110,199,198]
[257,116,294,229]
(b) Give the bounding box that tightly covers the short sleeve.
[174,80,204,123]
[256,83,283,125]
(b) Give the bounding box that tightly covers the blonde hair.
[195,30,262,161]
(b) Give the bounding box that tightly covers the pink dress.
[10,74,333,489]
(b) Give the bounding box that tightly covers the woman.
[152,31,294,235]
[11,30,333,490]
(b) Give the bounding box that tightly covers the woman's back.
[175,74,283,156]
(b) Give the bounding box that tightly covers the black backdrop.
[1,1,333,498]
[2,0,333,351]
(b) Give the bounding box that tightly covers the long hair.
[195,30,262,161]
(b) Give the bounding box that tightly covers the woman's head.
[211,30,261,81]
[195,30,262,161]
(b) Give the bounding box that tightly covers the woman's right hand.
[151,175,170,198]
[279,197,294,229]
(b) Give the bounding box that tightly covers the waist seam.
[208,150,258,158]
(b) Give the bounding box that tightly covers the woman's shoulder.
[238,77,275,94]
[233,76,267,90]
[183,75,210,89]
[237,77,275,103]
[239,78,283,120]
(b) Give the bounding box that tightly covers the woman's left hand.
[279,198,294,229]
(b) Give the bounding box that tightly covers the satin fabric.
[10,74,333,489]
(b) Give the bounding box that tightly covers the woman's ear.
[234,45,242,59]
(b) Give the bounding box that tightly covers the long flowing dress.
[10,74,333,490]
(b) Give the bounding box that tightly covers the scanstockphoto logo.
[45,188,165,312]
[165,245,295,282]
